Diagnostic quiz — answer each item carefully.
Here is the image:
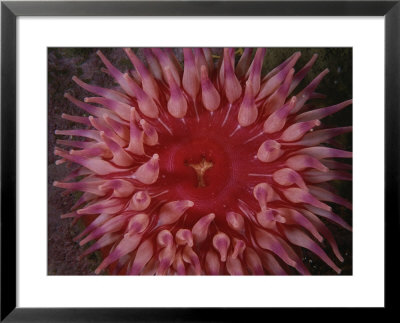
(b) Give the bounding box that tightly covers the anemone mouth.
[51,47,352,275]
[186,156,214,188]
[156,116,240,216]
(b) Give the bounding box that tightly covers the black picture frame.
[1,1,398,321]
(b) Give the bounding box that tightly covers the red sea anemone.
[52,48,352,275]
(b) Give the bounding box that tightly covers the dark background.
[48,47,352,275]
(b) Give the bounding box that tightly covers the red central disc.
[158,135,236,214]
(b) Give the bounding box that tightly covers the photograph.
[48,47,353,276]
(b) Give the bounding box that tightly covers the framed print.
[1,0,398,321]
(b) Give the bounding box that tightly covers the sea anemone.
[52,48,352,275]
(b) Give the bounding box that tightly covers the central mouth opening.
[186,156,214,188]
[158,135,235,214]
